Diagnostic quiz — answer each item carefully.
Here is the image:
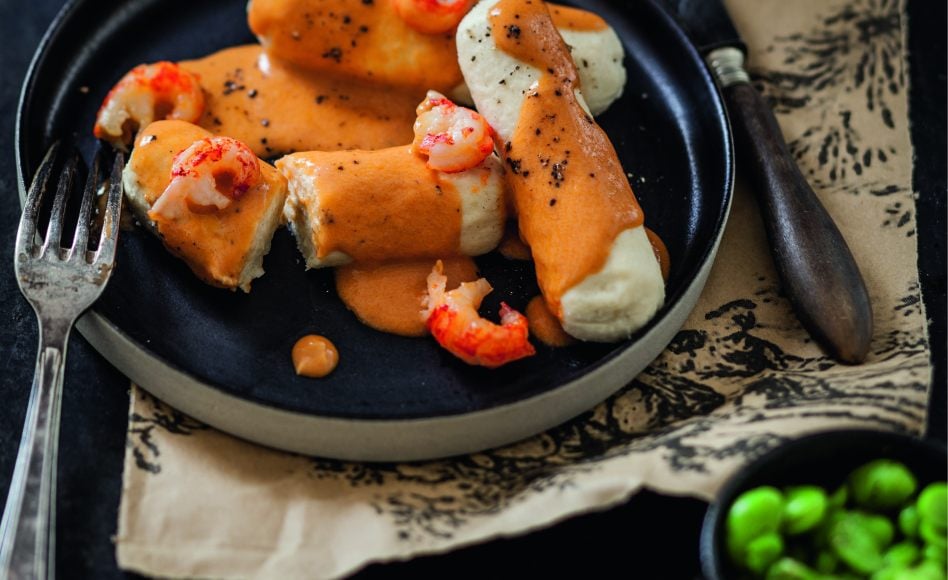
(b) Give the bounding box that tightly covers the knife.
[664,0,873,364]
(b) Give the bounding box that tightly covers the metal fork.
[0,144,124,580]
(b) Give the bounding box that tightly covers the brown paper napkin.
[115,0,931,577]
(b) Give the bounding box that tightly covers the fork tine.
[94,152,124,266]
[41,153,79,258]
[15,142,61,259]
[70,149,104,260]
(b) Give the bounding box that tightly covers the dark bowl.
[700,429,948,580]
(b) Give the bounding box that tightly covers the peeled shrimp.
[423,260,535,368]
[149,136,260,221]
[392,0,476,35]
[413,91,495,173]
[93,62,205,151]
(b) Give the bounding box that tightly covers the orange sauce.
[277,147,464,262]
[392,0,476,35]
[245,0,604,94]
[498,223,532,261]
[292,335,340,377]
[248,0,463,93]
[525,296,574,347]
[548,3,608,31]
[335,257,478,336]
[128,120,287,289]
[490,0,643,316]
[180,45,417,158]
[645,227,670,282]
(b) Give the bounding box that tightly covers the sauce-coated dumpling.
[248,0,464,93]
[277,92,506,269]
[123,120,288,291]
[458,0,664,341]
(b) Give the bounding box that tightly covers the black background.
[0,0,943,577]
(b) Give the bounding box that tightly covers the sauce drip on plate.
[292,335,340,377]
[497,224,532,261]
[525,296,574,347]
[335,257,479,336]
[645,227,671,282]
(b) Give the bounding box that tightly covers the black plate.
[16,0,731,423]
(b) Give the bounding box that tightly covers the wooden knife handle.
[724,81,873,363]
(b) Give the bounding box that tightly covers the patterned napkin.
[114,0,931,577]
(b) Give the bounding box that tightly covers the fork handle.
[0,319,71,580]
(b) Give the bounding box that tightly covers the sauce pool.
[645,227,671,282]
[526,296,575,347]
[292,335,340,378]
[335,257,479,336]
[498,224,532,261]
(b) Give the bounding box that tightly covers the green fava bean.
[913,560,948,580]
[918,483,948,532]
[849,460,918,510]
[765,557,819,580]
[830,512,886,574]
[922,543,946,565]
[872,564,946,580]
[871,568,901,580]
[884,541,921,567]
[746,532,785,574]
[903,505,922,538]
[727,486,785,562]
[829,485,849,510]
[783,486,829,535]
[813,511,845,550]
[854,511,896,548]
[920,521,947,550]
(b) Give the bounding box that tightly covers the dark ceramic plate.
[16,0,732,460]
[700,429,948,580]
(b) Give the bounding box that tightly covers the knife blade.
[663,0,874,364]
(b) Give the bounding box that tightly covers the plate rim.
[16,0,735,460]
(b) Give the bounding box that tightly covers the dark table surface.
[0,1,944,578]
